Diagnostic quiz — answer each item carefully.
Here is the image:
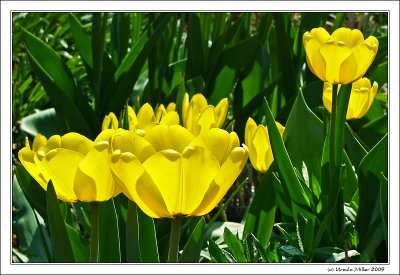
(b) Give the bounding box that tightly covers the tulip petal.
[145,125,194,154]
[32,134,47,151]
[160,111,180,126]
[166,102,176,111]
[110,152,169,218]
[74,141,117,202]
[320,42,353,84]
[189,128,231,164]
[338,53,359,84]
[215,98,228,128]
[322,82,333,113]
[193,105,216,136]
[61,133,93,155]
[137,103,155,129]
[250,126,273,173]
[192,146,248,216]
[141,149,183,216]
[352,37,379,79]
[34,148,81,202]
[155,104,167,123]
[245,117,257,148]
[111,130,156,162]
[181,146,220,215]
[46,135,62,150]
[182,93,190,127]
[127,106,139,131]
[331,28,364,47]
[102,112,119,130]
[18,147,48,190]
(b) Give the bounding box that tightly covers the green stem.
[168,216,182,263]
[329,84,338,176]
[90,202,100,263]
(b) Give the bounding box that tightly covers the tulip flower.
[322,77,378,120]
[303,27,379,84]
[245,117,285,173]
[109,124,248,218]
[18,131,120,202]
[182,93,228,136]
[127,103,179,135]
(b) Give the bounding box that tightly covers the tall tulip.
[303,27,379,84]
[109,124,248,218]
[245,117,285,173]
[322,77,378,120]
[182,93,228,136]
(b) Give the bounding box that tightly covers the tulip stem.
[90,202,100,263]
[329,84,338,175]
[168,216,182,263]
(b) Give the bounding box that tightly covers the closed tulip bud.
[323,77,379,120]
[110,125,248,218]
[182,93,228,136]
[18,132,121,202]
[245,117,285,173]
[303,27,379,84]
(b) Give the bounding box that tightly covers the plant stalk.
[90,202,100,263]
[329,84,338,176]
[168,216,182,263]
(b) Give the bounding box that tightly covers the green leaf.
[223,227,246,263]
[207,239,231,263]
[179,217,206,263]
[357,115,388,149]
[137,208,159,262]
[222,36,258,70]
[22,28,95,138]
[65,224,89,262]
[262,98,311,220]
[15,165,47,222]
[356,134,388,257]
[186,13,205,80]
[110,14,172,113]
[46,181,75,262]
[285,89,324,188]
[111,13,130,66]
[98,199,121,262]
[296,214,315,257]
[13,174,51,262]
[68,13,93,67]
[125,201,141,262]
[243,171,276,248]
[20,108,63,138]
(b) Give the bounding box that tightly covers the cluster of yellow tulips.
[303,27,379,119]
[18,26,379,223]
[19,92,282,219]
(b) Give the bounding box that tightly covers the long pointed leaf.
[46,181,75,262]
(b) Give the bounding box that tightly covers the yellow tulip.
[303,27,379,84]
[110,125,248,218]
[102,112,119,130]
[322,77,378,120]
[182,93,228,136]
[18,131,121,202]
[245,117,285,173]
[127,103,179,135]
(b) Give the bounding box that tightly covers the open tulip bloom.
[18,132,120,202]
[303,27,379,84]
[109,124,248,218]
[323,77,379,120]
